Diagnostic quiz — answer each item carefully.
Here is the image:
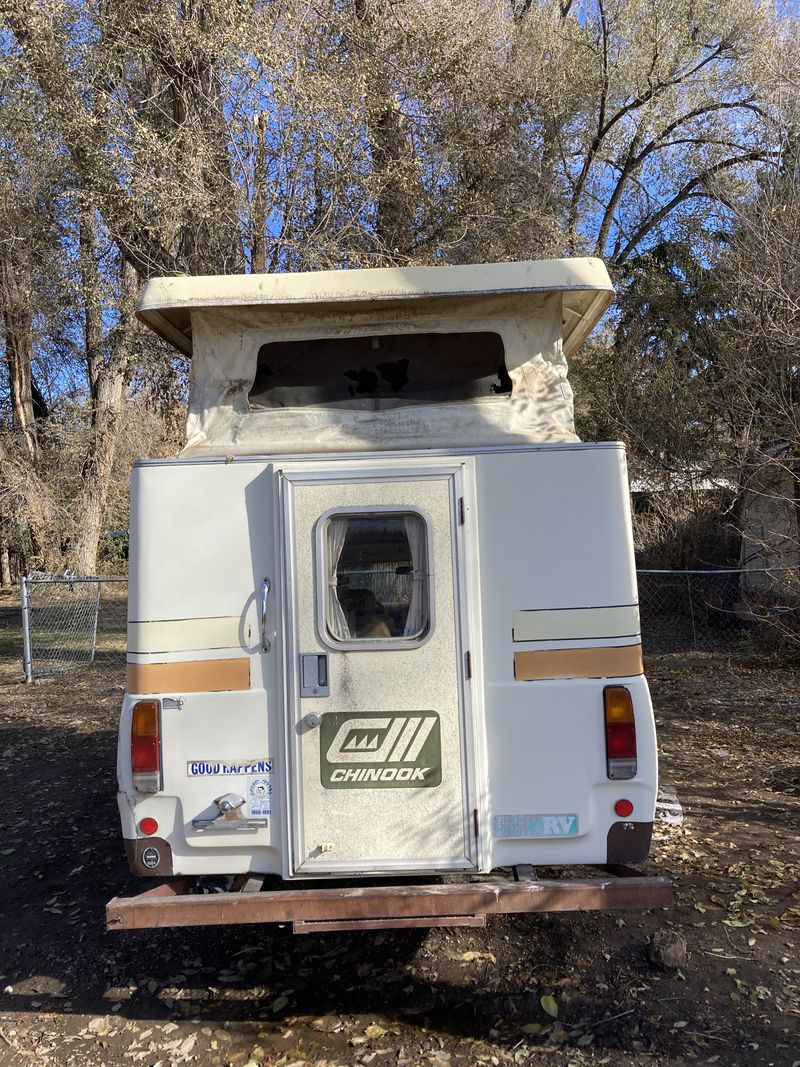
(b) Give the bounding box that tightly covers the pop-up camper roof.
[137,258,613,456]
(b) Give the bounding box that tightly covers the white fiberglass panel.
[474,447,637,637]
[484,675,657,867]
[472,445,656,867]
[128,460,272,625]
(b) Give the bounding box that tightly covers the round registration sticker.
[247,776,272,818]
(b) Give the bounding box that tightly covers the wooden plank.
[106,875,672,931]
[292,915,487,934]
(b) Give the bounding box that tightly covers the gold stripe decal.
[513,644,643,681]
[127,658,250,695]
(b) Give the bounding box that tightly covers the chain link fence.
[637,569,746,654]
[638,567,798,654]
[21,574,127,682]
[19,567,799,682]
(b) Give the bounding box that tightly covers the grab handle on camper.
[260,577,271,653]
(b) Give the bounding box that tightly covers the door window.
[321,511,431,645]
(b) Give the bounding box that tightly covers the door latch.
[300,653,329,697]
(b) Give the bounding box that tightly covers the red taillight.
[131,700,160,793]
[604,686,637,781]
[132,734,159,772]
[614,799,634,818]
[607,721,636,759]
[139,817,159,836]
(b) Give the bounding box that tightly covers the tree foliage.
[0,0,797,571]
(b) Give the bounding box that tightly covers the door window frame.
[315,504,436,651]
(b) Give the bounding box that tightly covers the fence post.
[685,573,698,652]
[20,574,33,683]
[89,579,102,662]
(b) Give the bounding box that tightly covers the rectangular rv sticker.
[187,759,273,777]
[492,814,579,838]
[320,711,441,789]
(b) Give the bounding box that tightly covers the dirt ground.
[0,593,798,1067]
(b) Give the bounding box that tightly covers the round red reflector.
[614,799,634,818]
[139,817,159,836]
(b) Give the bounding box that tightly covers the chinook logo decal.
[320,711,441,789]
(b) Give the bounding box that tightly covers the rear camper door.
[279,466,477,876]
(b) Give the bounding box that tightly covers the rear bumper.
[107,867,672,934]
[120,821,654,879]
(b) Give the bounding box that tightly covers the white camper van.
[108,259,671,933]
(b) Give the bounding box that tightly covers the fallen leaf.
[540,995,558,1019]
[87,1017,113,1037]
[443,949,496,963]
[175,1033,196,1059]
[312,1016,343,1033]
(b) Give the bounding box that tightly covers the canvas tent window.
[249,332,509,411]
[135,260,616,455]
[321,512,430,644]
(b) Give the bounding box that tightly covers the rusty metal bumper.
[106,870,672,934]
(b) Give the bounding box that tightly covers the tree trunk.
[251,112,268,274]
[0,521,11,588]
[158,2,245,274]
[0,216,56,566]
[68,369,126,574]
[80,205,105,397]
[68,256,138,575]
[353,0,416,260]
[0,437,58,569]
[0,242,39,464]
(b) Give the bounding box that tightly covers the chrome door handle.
[260,577,271,652]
